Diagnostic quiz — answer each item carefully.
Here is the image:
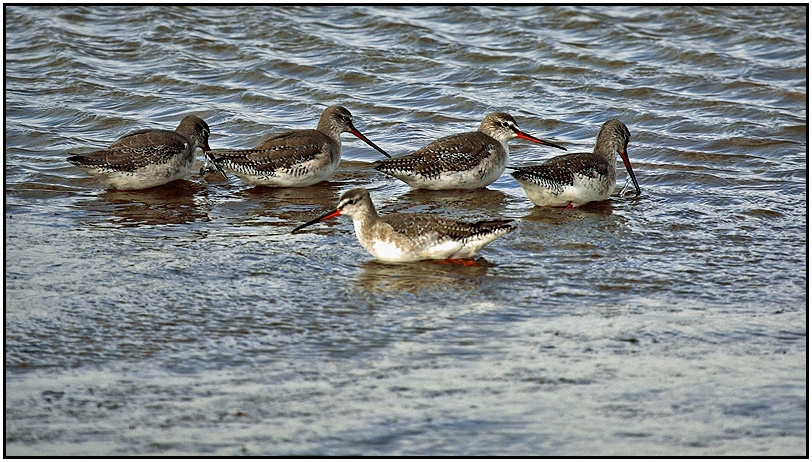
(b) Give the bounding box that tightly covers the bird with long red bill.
[510,118,641,207]
[208,105,390,187]
[374,112,567,190]
[292,188,515,264]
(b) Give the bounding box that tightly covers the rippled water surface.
[5,5,807,456]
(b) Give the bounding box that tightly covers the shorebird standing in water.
[208,105,390,187]
[67,115,211,190]
[374,112,567,190]
[510,119,641,208]
[292,188,515,264]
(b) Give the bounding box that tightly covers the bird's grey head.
[319,105,355,134]
[595,119,630,157]
[479,112,567,151]
[336,187,374,218]
[479,112,523,141]
[177,115,211,151]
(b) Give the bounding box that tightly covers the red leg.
[433,258,478,266]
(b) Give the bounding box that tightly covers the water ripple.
[5,5,806,456]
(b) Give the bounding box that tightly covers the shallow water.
[5,5,807,456]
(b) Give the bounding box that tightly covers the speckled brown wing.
[375,131,497,179]
[67,129,189,172]
[384,212,514,243]
[510,153,610,195]
[210,129,332,174]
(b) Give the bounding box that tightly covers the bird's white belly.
[97,159,192,190]
[364,234,463,263]
[368,240,415,262]
[519,174,615,207]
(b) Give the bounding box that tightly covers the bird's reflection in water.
[241,182,341,204]
[521,199,614,225]
[237,182,345,227]
[90,180,208,226]
[390,188,509,215]
[355,258,492,294]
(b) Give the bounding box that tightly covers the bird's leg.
[618,179,636,197]
[200,152,228,179]
[434,258,478,266]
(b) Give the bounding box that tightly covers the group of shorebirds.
[67,106,640,264]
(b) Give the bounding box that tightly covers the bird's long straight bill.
[620,150,641,196]
[349,126,392,158]
[516,132,567,151]
[291,209,342,233]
